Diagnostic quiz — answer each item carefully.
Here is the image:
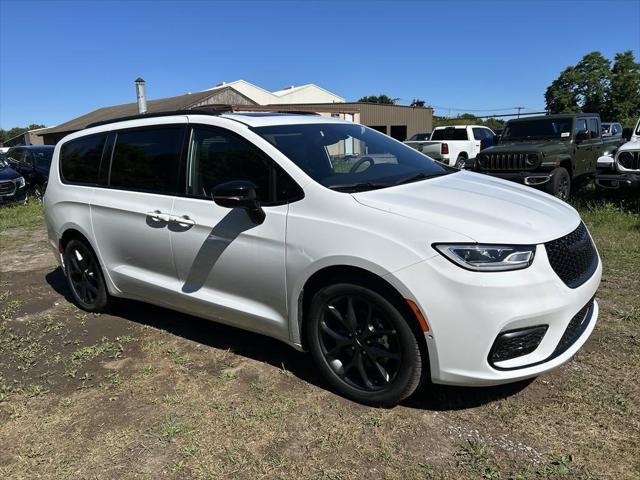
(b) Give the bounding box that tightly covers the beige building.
[37,80,432,144]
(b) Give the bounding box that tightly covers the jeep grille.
[479,153,536,171]
[618,151,640,170]
[545,222,598,289]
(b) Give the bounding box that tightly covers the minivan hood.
[352,171,580,245]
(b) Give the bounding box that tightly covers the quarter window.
[60,134,107,185]
[110,126,184,194]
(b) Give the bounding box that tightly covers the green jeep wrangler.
[474,113,605,200]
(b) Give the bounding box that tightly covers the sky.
[1,0,639,128]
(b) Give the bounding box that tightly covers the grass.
[71,336,135,364]
[0,198,43,232]
[0,185,638,479]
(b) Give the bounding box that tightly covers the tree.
[358,95,397,104]
[545,66,580,114]
[573,51,611,114]
[544,50,639,125]
[608,50,640,126]
[0,124,47,144]
[410,98,427,108]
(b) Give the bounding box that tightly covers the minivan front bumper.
[389,240,601,386]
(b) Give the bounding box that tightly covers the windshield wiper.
[394,172,447,186]
[328,182,390,192]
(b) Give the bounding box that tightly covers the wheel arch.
[294,264,427,356]
[58,225,119,296]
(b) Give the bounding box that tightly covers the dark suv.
[474,114,605,200]
[6,145,55,202]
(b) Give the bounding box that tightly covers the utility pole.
[516,106,523,118]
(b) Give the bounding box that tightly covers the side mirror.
[212,180,265,224]
[575,130,590,143]
[493,135,500,145]
[622,127,633,142]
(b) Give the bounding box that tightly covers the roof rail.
[84,105,322,129]
[85,106,233,129]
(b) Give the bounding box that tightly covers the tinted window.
[431,128,468,141]
[61,134,107,185]
[589,119,599,138]
[188,126,301,204]
[110,127,184,194]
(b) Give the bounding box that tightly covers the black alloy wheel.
[307,283,423,406]
[64,239,109,312]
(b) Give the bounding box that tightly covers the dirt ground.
[1,204,639,479]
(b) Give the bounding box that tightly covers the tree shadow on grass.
[47,266,533,411]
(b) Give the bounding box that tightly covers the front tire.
[545,167,571,201]
[63,238,110,312]
[307,283,423,406]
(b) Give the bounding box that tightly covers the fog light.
[489,325,548,364]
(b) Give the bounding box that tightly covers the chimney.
[135,77,147,114]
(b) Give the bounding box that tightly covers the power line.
[430,106,545,113]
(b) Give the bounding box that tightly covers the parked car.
[6,145,55,202]
[0,156,28,206]
[415,125,496,169]
[596,117,640,189]
[404,132,431,149]
[600,122,625,156]
[474,113,605,200]
[44,111,601,406]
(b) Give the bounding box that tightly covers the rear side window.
[110,126,185,194]
[431,128,468,141]
[60,134,107,185]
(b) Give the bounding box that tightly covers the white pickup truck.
[407,125,496,169]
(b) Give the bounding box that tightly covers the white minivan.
[44,111,601,406]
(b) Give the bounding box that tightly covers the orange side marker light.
[406,299,429,332]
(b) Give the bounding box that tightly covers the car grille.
[0,180,16,196]
[545,222,598,288]
[479,152,536,171]
[618,151,640,170]
[552,299,594,358]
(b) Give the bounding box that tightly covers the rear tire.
[306,282,423,406]
[455,155,468,169]
[545,167,571,201]
[63,238,110,313]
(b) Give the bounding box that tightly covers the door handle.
[171,215,196,226]
[146,211,171,222]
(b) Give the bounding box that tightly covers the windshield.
[636,119,640,135]
[408,133,431,141]
[254,123,451,192]
[502,117,573,140]
[431,128,468,141]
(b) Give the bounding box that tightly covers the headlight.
[15,176,25,188]
[433,244,536,271]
